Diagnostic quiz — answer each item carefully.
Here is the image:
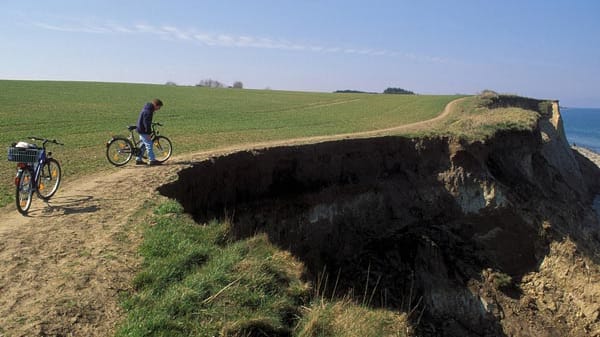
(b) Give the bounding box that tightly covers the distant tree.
[479,89,499,98]
[335,90,365,93]
[383,87,415,95]
[196,79,224,88]
[165,81,177,86]
[232,81,243,89]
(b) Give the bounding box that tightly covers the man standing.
[136,98,163,165]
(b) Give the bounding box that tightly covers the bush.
[383,87,415,95]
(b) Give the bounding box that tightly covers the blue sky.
[1,0,599,107]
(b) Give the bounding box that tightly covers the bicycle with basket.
[7,137,64,215]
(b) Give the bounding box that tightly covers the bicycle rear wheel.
[37,158,62,200]
[106,137,134,166]
[153,135,173,162]
[15,168,34,215]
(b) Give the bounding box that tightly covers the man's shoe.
[148,160,162,166]
[135,160,145,165]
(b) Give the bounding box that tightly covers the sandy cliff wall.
[159,103,600,337]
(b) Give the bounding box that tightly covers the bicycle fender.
[106,135,127,147]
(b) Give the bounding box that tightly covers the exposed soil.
[159,133,600,337]
[1,99,599,337]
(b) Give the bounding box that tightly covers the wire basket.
[7,147,42,163]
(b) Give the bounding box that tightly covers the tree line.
[165,81,414,95]
[335,87,415,95]
[165,80,243,89]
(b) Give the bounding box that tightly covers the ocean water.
[561,107,600,153]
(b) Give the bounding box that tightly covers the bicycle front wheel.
[153,136,173,162]
[106,137,134,166]
[37,158,62,200]
[15,169,34,215]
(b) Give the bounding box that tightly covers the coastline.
[573,145,600,167]
[573,145,600,215]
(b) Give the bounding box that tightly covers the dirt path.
[0,163,184,336]
[0,98,489,336]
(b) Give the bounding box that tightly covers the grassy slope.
[119,200,412,337]
[0,80,459,207]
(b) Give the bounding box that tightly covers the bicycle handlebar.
[27,136,64,146]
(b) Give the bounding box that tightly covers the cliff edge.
[159,95,600,337]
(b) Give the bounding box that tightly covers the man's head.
[152,98,163,111]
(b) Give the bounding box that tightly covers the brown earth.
[1,99,600,337]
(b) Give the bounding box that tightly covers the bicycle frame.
[139,125,160,140]
[106,122,171,166]
[108,123,160,155]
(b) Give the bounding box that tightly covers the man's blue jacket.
[136,102,155,134]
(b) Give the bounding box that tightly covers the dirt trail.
[0,98,534,336]
[0,164,181,336]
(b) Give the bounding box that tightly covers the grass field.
[0,80,461,207]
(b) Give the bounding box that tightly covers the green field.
[0,80,461,207]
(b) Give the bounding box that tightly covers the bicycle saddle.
[128,125,137,131]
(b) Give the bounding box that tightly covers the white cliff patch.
[453,180,507,214]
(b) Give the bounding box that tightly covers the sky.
[1,0,599,107]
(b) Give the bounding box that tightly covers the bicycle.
[105,122,173,166]
[7,137,64,215]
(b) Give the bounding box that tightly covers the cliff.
[159,97,600,337]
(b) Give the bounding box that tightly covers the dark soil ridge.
[160,101,600,336]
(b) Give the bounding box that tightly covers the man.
[136,98,163,165]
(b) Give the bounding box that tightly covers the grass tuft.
[154,199,184,215]
[220,317,291,337]
[296,298,411,337]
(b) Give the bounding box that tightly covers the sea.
[561,107,600,154]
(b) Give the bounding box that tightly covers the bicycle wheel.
[36,158,62,200]
[153,136,173,162]
[15,169,34,215]
[106,137,134,166]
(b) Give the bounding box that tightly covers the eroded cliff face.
[159,102,600,337]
